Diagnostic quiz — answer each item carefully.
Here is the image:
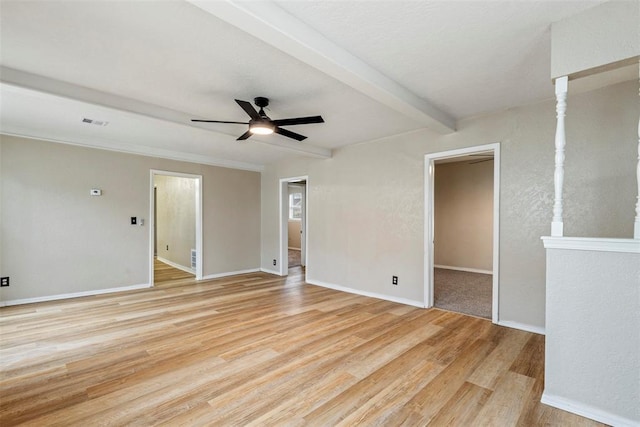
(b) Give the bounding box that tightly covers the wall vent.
[82,117,109,126]
[191,249,196,270]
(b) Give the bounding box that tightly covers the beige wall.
[287,185,302,249]
[0,135,260,302]
[155,175,196,269]
[545,248,640,424]
[551,0,639,79]
[434,160,493,272]
[288,221,301,249]
[260,80,639,330]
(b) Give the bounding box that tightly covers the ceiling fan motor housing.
[254,97,269,108]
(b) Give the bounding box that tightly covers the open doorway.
[149,170,203,285]
[424,143,500,322]
[287,183,305,268]
[279,176,307,276]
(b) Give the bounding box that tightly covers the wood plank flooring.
[0,268,606,426]
[154,258,194,285]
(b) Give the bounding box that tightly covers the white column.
[634,116,640,238]
[552,76,568,237]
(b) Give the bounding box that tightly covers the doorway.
[279,176,308,276]
[287,183,305,268]
[424,143,500,322]
[149,170,203,285]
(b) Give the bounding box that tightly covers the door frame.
[424,143,500,322]
[279,175,308,276]
[149,169,203,284]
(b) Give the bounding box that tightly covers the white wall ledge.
[542,236,640,253]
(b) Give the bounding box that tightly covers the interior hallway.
[154,257,194,286]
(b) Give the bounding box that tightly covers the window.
[289,192,302,220]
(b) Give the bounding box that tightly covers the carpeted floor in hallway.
[434,268,492,319]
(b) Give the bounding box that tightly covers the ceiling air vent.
[82,117,109,126]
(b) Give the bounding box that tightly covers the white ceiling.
[0,0,613,171]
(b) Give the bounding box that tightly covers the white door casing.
[424,143,500,323]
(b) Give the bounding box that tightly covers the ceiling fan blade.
[191,119,248,124]
[275,127,307,141]
[237,130,252,141]
[235,99,261,120]
[272,115,324,127]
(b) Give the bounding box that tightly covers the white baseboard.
[434,264,493,275]
[260,268,281,276]
[541,392,639,427]
[306,278,424,308]
[0,283,151,307]
[497,320,545,335]
[288,247,301,251]
[201,268,260,280]
[156,256,194,274]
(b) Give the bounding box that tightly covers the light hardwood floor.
[154,258,194,285]
[0,268,605,426]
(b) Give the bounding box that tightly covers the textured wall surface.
[434,160,493,271]
[0,135,261,302]
[551,0,639,79]
[261,80,639,329]
[544,247,640,424]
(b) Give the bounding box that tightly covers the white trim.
[551,76,568,237]
[201,268,261,280]
[288,247,301,251]
[0,283,151,307]
[279,175,309,276]
[150,170,204,286]
[156,256,195,275]
[542,236,640,253]
[497,320,545,335]
[424,143,501,324]
[0,130,264,173]
[306,278,425,308]
[541,393,639,427]
[260,268,280,275]
[1,72,330,162]
[279,178,288,276]
[434,265,493,275]
[301,183,307,267]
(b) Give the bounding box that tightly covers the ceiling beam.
[188,0,456,134]
[0,67,332,159]
[0,128,265,172]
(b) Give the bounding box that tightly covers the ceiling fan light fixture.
[249,121,274,135]
[192,97,322,142]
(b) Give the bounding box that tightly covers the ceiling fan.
[191,97,324,142]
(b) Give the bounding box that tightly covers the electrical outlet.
[0,277,9,287]
[392,276,398,285]
[273,259,277,266]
